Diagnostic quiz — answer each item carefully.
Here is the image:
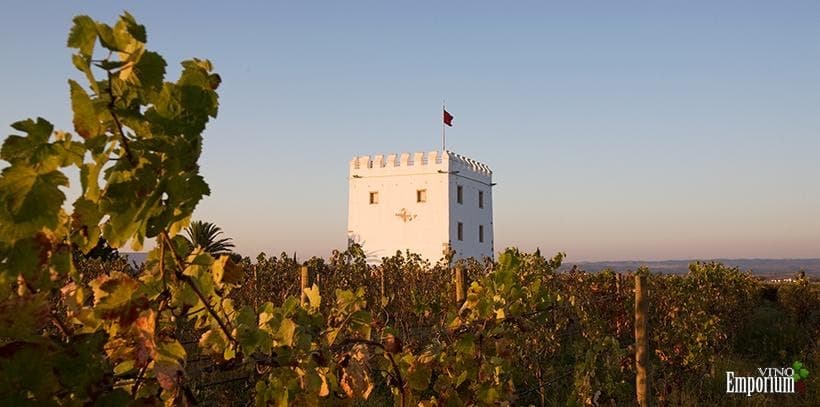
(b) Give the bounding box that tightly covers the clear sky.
[1,1,819,261]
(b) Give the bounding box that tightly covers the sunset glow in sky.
[1,1,819,261]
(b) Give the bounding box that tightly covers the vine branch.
[131,364,149,397]
[160,230,238,346]
[105,70,135,165]
[49,313,71,341]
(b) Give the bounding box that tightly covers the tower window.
[479,190,484,208]
[417,189,427,203]
[369,191,378,204]
[479,225,484,243]
[457,222,463,241]
[457,185,463,204]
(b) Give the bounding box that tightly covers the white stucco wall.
[347,151,493,262]
[447,152,494,260]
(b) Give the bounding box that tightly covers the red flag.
[443,109,454,127]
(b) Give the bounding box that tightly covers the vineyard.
[1,13,818,406]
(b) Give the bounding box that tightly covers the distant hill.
[122,252,819,279]
[563,258,820,279]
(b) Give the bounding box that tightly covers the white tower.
[347,150,494,262]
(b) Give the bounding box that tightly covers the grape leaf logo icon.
[792,361,809,382]
[793,361,809,394]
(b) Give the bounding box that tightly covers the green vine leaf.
[69,79,102,140]
[1,118,54,166]
[67,15,97,58]
[119,11,146,43]
[0,165,67,226]
[131,50,166,91]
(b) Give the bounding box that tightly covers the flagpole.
[442,100,446,152]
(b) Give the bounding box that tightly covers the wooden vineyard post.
[300,265,310,306]
[635,273,650,407]
[455,265,467,304]
[380,268,385,300]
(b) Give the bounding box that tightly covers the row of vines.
[1,13,818,406]
[52,247,820,406]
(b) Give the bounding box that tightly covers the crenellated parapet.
[351,150,442,170]
[447,151,492,176]
[350,150,492,179]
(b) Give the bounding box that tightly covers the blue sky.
[1,1,819,261]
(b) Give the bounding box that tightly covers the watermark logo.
[793,361,810,395]
[726,361,809,396]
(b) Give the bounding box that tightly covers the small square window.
[457,185,463,204]
[369,191,378,204]
[417,189,427,203]
[479,225,484,243]
[457,222,463,241]
[478,191,484,208]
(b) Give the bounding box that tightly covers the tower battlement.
[350,150,492,177]
[447,151,493,177]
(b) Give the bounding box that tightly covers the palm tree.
[183,220,235,257]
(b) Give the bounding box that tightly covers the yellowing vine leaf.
[211,255,242,286]
[340,345,373,400]
[304,284,321,310]
[68,80,101,140]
